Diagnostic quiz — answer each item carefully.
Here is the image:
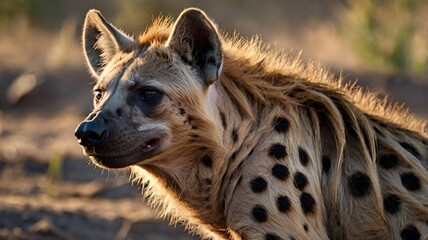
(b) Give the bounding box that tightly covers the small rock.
[12,227,22,236]
[0,228,10,237]
[24,159,48,175]
[6,73,39,104]
[30,218,65,238]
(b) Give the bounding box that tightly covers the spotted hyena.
[75,8,428,240]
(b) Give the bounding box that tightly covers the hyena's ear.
[82,9,134,77]
[167,8,223,86]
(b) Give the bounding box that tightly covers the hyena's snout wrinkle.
[75,117,108,147]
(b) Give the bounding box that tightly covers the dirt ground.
[0,67,200,240]
[0,5,427,240]
[0,26,200,239]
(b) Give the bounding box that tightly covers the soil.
[0,68,199,240]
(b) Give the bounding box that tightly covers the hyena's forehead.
[100,48,176,88]
[97,51,137,90]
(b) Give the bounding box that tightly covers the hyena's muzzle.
[75,105,165,169]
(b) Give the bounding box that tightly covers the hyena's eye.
[93,89,103,103]
[140,88,163,101]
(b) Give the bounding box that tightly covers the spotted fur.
[77,8,428,240]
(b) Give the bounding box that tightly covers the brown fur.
[78,8,428,240]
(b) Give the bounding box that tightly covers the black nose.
[75,120,108,147]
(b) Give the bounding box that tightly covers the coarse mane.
[138,16,427,136]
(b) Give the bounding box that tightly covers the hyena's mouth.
[88,137,162,169]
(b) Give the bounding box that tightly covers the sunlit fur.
[86,10,428,240]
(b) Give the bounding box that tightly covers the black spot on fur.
[290,237,296,240]
[294,172,309,191]
[300,192,316,215]
[265,233,282,240]
[116,108,122,116]
[348,171,372,197]
[303,224,309,232]
[273,117,290,134]
[322,155,331,174]
[400,172,421,191]
[268,144,287,160]
[219,111,227,129]
[231,128,238,143]
[277,195,291,213]
[187,115,193,124]
[271,164,289,181]
[179,107,186,115]
[250,176,268,193]
[230,151,238,162]
[335,219,340,226]
[201,155,212,168]
[383,193,401,214]
[252,205,268,222]
[400,225,421,240]
[378,154,399,169]
[399,142,421,160]
[204,178,212,185]
[298,147,310,166]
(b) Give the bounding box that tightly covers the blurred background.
[0,0,427,239]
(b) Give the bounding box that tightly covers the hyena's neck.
[131,81,248,236]
[132,73,257,237]
[201,78,261,224]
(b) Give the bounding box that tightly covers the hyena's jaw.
[86,138,162,169]
[77,121,171,169]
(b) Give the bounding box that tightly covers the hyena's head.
[75,8,223,169]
